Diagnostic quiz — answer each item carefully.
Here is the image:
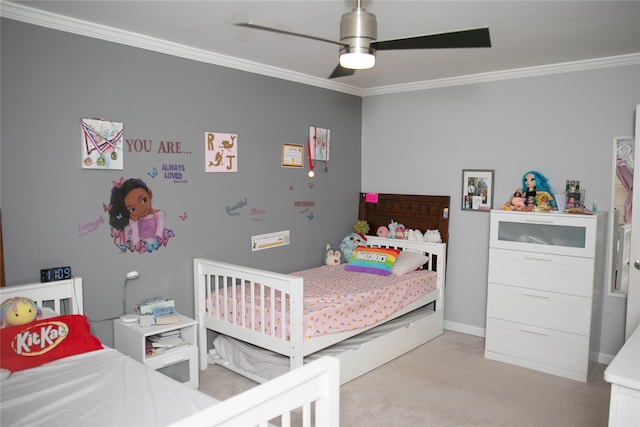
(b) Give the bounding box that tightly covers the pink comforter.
[210,265,437,339]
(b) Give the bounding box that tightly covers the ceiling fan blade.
[235,22,347,47]
[372,27,491,51]
[329,64,356,79]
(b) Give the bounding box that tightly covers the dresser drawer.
[489,211,598,258]
[487,283,592,335]
[488,248,594,297]
[485,318,589,375]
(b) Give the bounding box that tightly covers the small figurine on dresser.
[499,171,558,212]
[522,170,557,211]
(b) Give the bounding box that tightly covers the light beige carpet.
[198,330,611,426]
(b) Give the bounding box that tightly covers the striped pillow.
[344,246,400,276]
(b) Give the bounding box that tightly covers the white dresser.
[604,324,640,427]
[485,210,606,382]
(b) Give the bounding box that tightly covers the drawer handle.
[522,291,551,299]
[520,326,549,336]
[523,255,553,262]
[524,218,555,224]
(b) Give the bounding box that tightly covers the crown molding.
[0,1,365,97]
[3,1,638,98]
[362,53,640,96]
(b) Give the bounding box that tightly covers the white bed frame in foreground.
[194,236,446,384]
[1,279,340,427]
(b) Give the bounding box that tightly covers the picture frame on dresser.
[462,169,494,211]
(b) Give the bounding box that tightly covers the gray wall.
[362,66,640,359]
[2,17,638,360]
[1,19,362,345]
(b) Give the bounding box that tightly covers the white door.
[626,104,640,340]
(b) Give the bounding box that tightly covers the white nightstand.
[114,314,199,389]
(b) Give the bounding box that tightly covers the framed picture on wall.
[281,143,304,168]
[462,169,494,211]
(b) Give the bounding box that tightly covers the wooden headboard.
[358,193,450,244]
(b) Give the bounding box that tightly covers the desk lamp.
[120,270,140,323]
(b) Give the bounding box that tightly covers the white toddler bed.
[194,235,446,385]
[0,278,339,427]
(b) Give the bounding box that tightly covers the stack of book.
[135,298,175,315]
[145,330,187,356]
[152,306,180,325]
[135,298,180,325]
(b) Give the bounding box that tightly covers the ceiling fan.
[235,0,491,79]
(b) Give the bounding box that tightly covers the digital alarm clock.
[40,266,72,283]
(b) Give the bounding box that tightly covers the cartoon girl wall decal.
[108,178,172,253]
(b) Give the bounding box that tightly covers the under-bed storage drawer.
[485,318,589,380]
[488,248,593,297]
[486,283,592,335]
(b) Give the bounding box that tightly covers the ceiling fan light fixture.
[338,4,377,70]
[340,49,376,69]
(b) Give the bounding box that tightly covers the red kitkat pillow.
[0,314,103,372]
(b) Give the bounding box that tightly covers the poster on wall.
[205,132,237,172]
[81,118,124,170]
[309,126,330,162]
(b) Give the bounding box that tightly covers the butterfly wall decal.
[112,176,124,188]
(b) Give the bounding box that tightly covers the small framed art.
[281,143,304,168]
[462,169,494,211]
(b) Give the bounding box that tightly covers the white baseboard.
[445,321,615,366]
[444,321,486,337]
[593,350,615,365]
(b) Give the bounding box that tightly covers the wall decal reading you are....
[205,132,237,172]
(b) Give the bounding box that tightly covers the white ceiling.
[3,1,640,95]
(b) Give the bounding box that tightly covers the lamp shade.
[339,50,375,69]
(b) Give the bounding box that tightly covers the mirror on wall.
[610,136,634,295]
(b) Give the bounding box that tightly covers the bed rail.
[170,355,340,427]
[0,278,84,315]
[194,258,304,371]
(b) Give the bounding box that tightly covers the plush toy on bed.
[339,233,366,261]
[0,297,42,328]
[424,229,442,243]
[376,225,389,238]
[339,220,370,260]
[324,244,343,266]
[387,220,406,239]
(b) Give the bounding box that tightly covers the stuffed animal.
[0,297,42,328]
[387,220,405,239]
[406,229,424,241]
[424,229,442,243]
[339,233,366,261]
[324,244,343,266]
[387,220,398,239]
[376,225,389,238]
[353,220,370,239]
